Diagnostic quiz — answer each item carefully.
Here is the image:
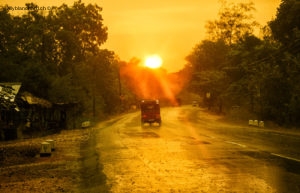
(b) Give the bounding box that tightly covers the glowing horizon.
[1,0,281,72]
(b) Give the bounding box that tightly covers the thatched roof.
[21,92,52,108]
[0,83,53,109]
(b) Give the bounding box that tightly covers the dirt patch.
[0,128,108,193]
[78,129,110,193]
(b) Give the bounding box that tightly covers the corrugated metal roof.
[0,83,52,109]
[0,82,21,110]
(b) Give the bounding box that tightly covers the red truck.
[140,99,161,127]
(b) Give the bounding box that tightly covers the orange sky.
[2,0,281,72]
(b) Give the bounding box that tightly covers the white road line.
[225,141,247,148]
[271,153,300,163]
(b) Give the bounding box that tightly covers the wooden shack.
[0,83,22,140]
[0,83,71,141]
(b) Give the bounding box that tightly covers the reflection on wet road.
[96,106,300,193]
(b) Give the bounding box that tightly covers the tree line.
[186,0,300,127]
[1,0,299,127]
[0,1,128,120]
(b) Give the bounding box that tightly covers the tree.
[206,1,258,46]
[0,7,26,81]
[0,1,122,121]
[269,0,300,47]
[184,0,300,127]
[61,1,108,51]
[186,1,260,111]
[192,70,228,112]
[268,0,300,126]
[70,49,120,116]
[0,7,14,58]
[186,39,230,111]
[186,39,229,72]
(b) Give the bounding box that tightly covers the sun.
[144,55,163,69]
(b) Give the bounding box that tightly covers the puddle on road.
[186,140,211,145]
[240,150,300,175]
[124,131,160,138]
[240,150,271,160]
[181,136,211,145]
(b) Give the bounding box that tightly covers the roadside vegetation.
[0,1,123,124]
[0,0,299,128]
[186,0,300,128]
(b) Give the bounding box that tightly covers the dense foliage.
[1,0,299,127]
[0,1,125,120]
[186,0,300,127]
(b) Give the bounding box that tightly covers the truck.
[140,99,161,127]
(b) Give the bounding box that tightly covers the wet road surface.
[94,106,300,193]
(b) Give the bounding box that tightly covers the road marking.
[225,141,246,148]
[271,153,300,163]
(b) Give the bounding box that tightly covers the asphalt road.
[92,106,300,193]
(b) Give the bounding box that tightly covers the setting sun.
[144,55,163,69]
